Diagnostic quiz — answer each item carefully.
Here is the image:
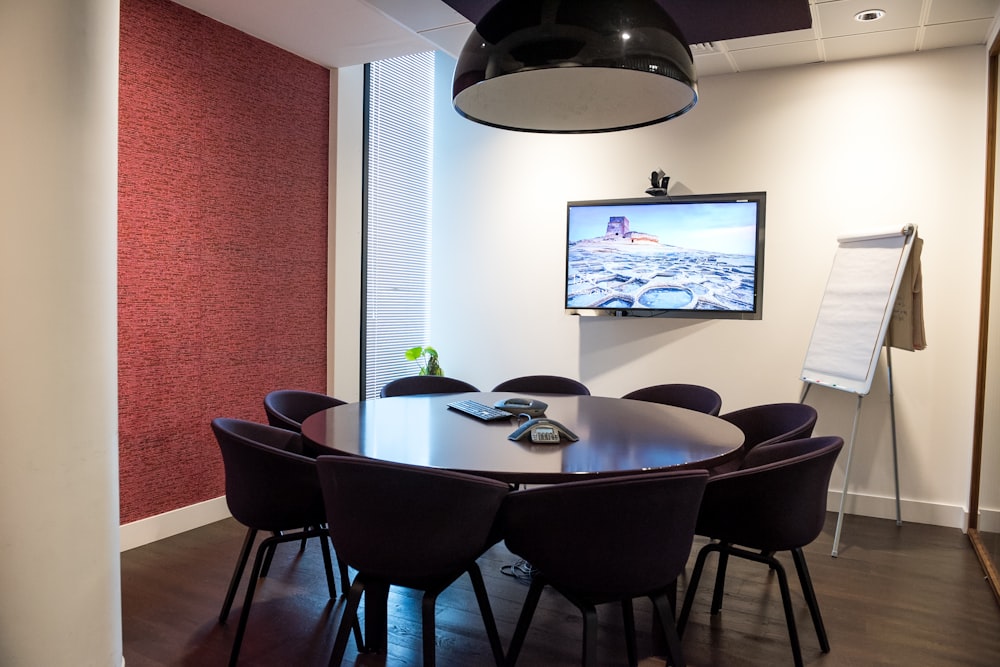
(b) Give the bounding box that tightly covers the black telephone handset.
[508,418,579,444]
[494,397,548,418]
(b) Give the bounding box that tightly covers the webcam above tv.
[565,191,766,319]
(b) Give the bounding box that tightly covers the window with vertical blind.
[362,52,435,400]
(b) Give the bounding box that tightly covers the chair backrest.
[316,456,509,583]
[719,402,818,452]
[263,389,345,431]
[500,470,708,598]
[621,383,723,416]
[696,435,844,552]
[379,375,479,398]
[211,418,327,532]
[491,374,591,395]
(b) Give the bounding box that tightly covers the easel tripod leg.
[886,346,903,526]
[832,394,864,558]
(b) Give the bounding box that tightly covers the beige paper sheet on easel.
[886,235,926,351]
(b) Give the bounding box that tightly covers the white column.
[0,1,122,665]
[331,65,365,401]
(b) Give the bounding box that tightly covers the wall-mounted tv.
[565,192,766,319]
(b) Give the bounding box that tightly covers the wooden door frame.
[969,31,1000,607]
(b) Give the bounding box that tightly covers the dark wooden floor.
[121,513,1000,666]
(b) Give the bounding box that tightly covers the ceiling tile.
[693,51,737,77]
[730,40,822,72]
[921,18,995,49]
[175,0,1000,75]
[926,0,1000,25]
[822,28,920,61]
[174,0,431,68]
[366,0,467,33]
[420,23,474,57]
[725,28,818,51]
[817,0,923,38]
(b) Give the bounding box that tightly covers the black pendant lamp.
[452,0,698,133]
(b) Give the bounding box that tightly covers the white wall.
[425,46,988,529]
[0,0,123,664]
[331,65,366,403]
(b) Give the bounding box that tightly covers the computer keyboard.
[447,399,513,421]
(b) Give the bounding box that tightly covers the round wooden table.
[301,392,744,484]
[303,391,743,659]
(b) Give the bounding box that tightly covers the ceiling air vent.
[690,42,719,55]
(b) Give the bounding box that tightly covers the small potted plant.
[405,345,443,376]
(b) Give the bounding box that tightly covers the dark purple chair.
[677,436,845,667]
[315,455,508,666]
[211,418,345,667]
[710,402,818,474]
[500,469,709,667]
[379,375,479,397]
[621,383,723,416]
[263,388,345,432]
[491,374,591,395]
[262,391,346,555]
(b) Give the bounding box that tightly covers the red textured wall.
[118,0,330,523]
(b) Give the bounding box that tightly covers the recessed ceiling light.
[854,9,886,22]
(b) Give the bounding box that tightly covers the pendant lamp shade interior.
[452,0,698,133]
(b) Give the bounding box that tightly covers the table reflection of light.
[357,398,433,467]
[308,393,743,483]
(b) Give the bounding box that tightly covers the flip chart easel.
[800,225,917,557]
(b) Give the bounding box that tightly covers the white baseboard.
[120,496,231,552]
[975,506,1000,532]
[119,491,971,554]
[827,490,968,531]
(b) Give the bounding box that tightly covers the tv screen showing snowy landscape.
[565,192,766,319]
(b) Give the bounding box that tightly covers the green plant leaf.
[404,345,442,375]
[426,355,442,376]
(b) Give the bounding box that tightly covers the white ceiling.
[172,0,1000,75]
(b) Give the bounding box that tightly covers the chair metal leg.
[580,604,599,667]
[330,577,365,666]
[229,533,279,666]
[650,579,678,657]
[764,553,805,667]
[316,530,336,599]
[219,527,257,624]
[260,531,280,576]
[710,547,730,615]
[677,542,717,635]
[468,564,506,667]
[558,590,606,667]
[651,592,686,667]
[421,589,441,667]
[621,599,638,667]
[228,529,327,667]
[666,577,677,614]
[505,576,546,666]
[337,557,351,599]
[362,579,391,653]
[683,543,817,667]
[792,547,830,652]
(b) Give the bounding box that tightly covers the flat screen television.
[565,192,766,319]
